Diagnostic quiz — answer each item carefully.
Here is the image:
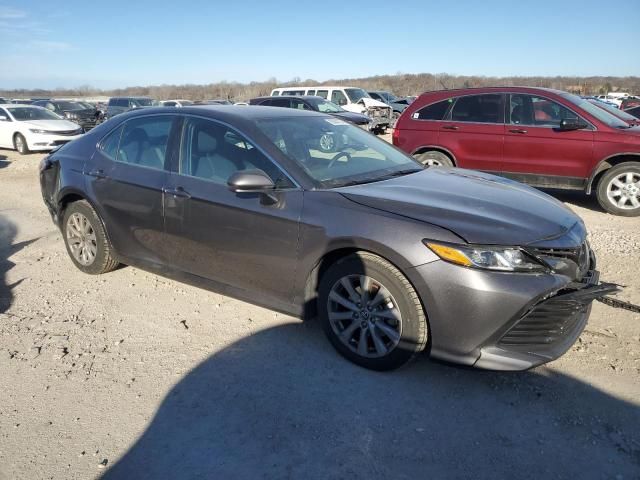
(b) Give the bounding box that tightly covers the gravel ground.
[0,146,639,480]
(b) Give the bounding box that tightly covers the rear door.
[437,93,505,172]
[502,93,594,186]
[163,115,303,304]
[85,114,179,264]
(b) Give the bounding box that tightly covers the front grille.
[53,129,83,136]
[499,297,589,347]
[528,241,590,280]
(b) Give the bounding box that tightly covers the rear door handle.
[163,186,191,199]
[509,129,528,134]
[442,125,459,130]
[87,168,108,179]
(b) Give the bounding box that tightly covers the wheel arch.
[587,153,640,194]
[410,145,457,166]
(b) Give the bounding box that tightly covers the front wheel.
[596,162,640,216]
[414,150,453,167]
[318,252,428,371]
[13,133,29,155]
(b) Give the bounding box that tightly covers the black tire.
[414,150,453,167]
[318,252,428,371]
[13,133,29,155]
[62,200,119,274]
[596,162,640,217]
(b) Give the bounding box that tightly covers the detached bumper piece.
[475,275,620,371]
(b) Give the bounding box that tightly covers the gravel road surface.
[0,147,638,480]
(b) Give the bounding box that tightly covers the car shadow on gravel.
[102,322,640,480]
[541,188,605,214]
[0,154,9,169]
[0,215,38,313]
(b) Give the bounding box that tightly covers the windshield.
[78,102,95,109]
[587,99,638,123]
[55,101,85,111]
[8,107,62,121]
[131,98,156,107]
[255,116,422,188]
[310,98,344,113]
[344,88,371,103]
[562,93,629,129]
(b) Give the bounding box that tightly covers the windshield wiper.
[376,168,423,180]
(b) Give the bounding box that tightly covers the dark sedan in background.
[40,106,616,371]
[32,99,101,131]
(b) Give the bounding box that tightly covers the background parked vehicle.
[621,96,640,110]
[270,86,391,133]
[249,95,371,149]
[194,99,232,105]
[161,99,194,107]
[32,99,101,131]
[105,97,159,119]
[367,91,414,116]
[40,105,612,372]
[0,104,83,154]
[625,106,640,119]
[394,86,640,216]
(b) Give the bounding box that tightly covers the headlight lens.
[425,241,548,273]
[29,128,48,134]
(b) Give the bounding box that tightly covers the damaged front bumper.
[474,272,620,370]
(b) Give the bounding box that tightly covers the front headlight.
[425,241,548,273]
[29,128,48,134]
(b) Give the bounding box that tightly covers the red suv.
[393,87,640,216]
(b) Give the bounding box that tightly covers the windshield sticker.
[325,118,348,126]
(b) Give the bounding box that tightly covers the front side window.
[117,116,173,170]
[290,99,311,110]
[450,94,504,123]
[510,94,579,127]
[255,116,422,189]
[414,99,452,120]
[180,117,292,187]
[331,90,348,106]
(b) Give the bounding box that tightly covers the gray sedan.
[39,106,616,371]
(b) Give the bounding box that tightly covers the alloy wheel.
[66,212,98,266]
[606,171,640,210]
[327,274,402,358]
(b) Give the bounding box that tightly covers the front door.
[502,93,594,187]
[85,114,178,263]
[0,108,13,148]
[163,115,302,304]
[437,93,505,172]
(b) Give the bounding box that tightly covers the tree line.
[2,73,638,101]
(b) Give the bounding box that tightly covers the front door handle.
[163,186,191,199]
[87,168,108,179]
[442,125,459,130]
[509,128,528,134]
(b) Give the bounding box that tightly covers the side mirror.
[559,118,588,131]
[227,169,275,193]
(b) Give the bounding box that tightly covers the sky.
[1,0,639,90]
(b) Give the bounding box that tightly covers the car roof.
[118,105,325,122]
[255,95,321,101]
[0,103,40,108]
[417,86,569,97]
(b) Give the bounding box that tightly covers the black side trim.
[499,172,587,190]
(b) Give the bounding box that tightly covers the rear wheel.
[62,200,119,274]
[13,133,29,155]
[596,162,640,217]
[414,150,453,167]
[318,252,428,371]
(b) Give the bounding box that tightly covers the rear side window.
[290,99,311,110]
[100,125,124,160]
[450,94,504,123]
[117,116,173,170]
[271,91,280,96]
[316,90,328,99]
[414,99,452,120]
[271,98,290,108]
[306,90,316,96]
[258,98,273,106]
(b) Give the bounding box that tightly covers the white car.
[0,104,83,155]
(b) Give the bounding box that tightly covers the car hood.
[338,168,581,246]
[331,111,370,124]
[358,97,390,108]
[23,119,81,131]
